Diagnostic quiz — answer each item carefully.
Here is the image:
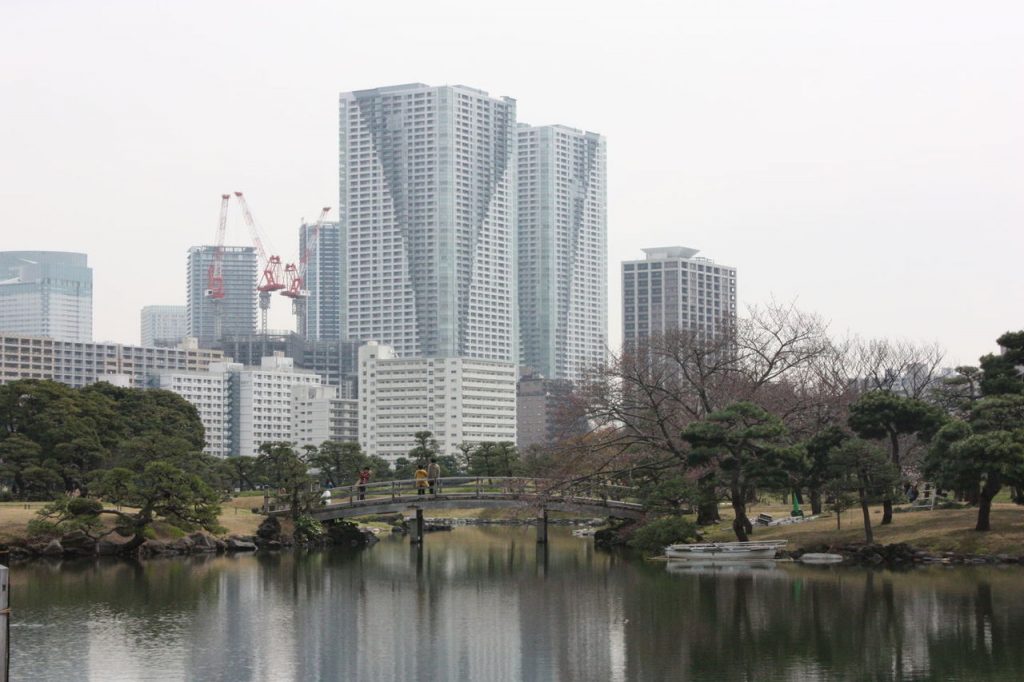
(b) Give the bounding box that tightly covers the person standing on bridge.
[357,467,371,501]
[415,465,429,495]
[427,458,441,495]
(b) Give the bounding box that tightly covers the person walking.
[415,465,429,495]
[357,467,371,501]
[427,458,441,495]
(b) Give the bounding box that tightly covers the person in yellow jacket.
[414,465,429,495]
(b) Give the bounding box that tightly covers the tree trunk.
[697,501,720,525]
[881,429,899,526]
[810,490,822,515]
[731,487,752,542]
[696,476,720,525]
[794,489,804,505]
[976,477,1001,532]
[859,487,873,544]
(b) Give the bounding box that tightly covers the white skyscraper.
[622,247,737,347]
[517,125,607,382]
[339,83,517,362]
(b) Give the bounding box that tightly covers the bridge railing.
[263,477,638,514]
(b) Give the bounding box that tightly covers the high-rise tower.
[299,220,343,341]
[622,247,737,348]
[186,245,257,348]
[517,125,607,382]
[339,83,517,362]
[0,251,92,342]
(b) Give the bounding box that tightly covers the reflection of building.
[216,332,359,398]
[516,375,586,449]
[299,220,343,341]
[339,83,517,362]
[0,251,92,342]
[0,333,225,388]
[622,246,737,347]
[186,245,257,348]
[151,353,357,457]
[358,342,517,461]
[517,125,607,383]
[140,305,187,347]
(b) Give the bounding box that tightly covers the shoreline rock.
[783,542,1024,568]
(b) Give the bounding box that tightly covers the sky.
[1,0,1021,365]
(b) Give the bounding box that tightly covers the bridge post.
[536,507,548,544]
[409,508,424,544]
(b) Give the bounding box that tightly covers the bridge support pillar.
[536,508,548,544]
[409,508,424,544]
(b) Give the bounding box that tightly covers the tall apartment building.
[233,354,323,457]
[0,333,225,388]
[517,125,607,383]
[151,353,358,457]
[186,245,258,348]
[622,247,737,347]
[299,220,343,341]
[150,361,237,457]
[358,342,517,462]
[140,305,188,347]
[0,251,92,342]
[339,83,517,362]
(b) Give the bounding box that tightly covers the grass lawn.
[0,496,265,543]
[700,501,1024,555]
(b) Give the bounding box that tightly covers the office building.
[516,374,586,450]
[299,220,343,341]
[622,247,737,347]
[358,342,517,462]
[0,333,225,389]
[216,332,359,398]
[517,125,607,383]
[339,83,517,362]
[140,305,188,347]
[0,251,92,342]
[186,245,258,348]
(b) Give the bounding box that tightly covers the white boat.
[666,559,779,574]
[799,552,844,565]
[664,540,787,561]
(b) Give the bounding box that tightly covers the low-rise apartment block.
[358,342,517,462]
[0,334,225,388]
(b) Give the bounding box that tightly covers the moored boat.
[664,540,787,561]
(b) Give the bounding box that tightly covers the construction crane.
[204,194,232,342]
[233,191,285,334]
[282,206,331,336]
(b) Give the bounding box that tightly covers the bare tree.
[562,300,842,523]
[849,337,946,399]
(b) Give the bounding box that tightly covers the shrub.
[293,514,325,543]
[628,516,699,556]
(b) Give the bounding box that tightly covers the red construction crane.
[205,194,231,341]
[205,194,231,300]
[282,207,331,336]
[233,191,284,334]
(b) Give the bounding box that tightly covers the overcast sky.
[2,0,1021,364]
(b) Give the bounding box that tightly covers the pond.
[9,526,1024,681]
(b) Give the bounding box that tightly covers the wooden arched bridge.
[266,476,644,543]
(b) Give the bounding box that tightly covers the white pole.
[0,565,8,682]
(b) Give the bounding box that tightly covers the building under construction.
[186,245,257,348]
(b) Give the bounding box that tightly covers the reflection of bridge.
[267,477,644,543]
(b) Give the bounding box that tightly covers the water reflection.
[10,528,1024,681]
